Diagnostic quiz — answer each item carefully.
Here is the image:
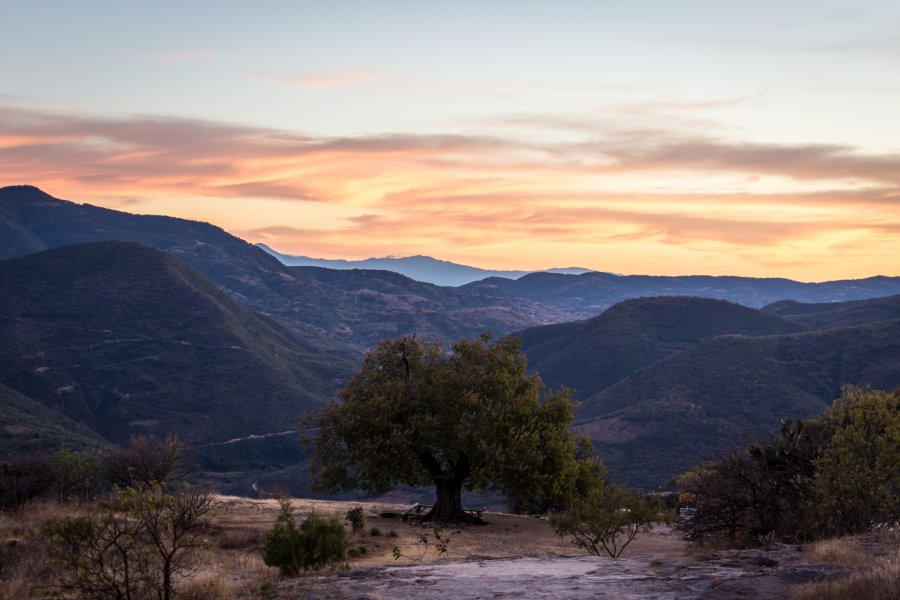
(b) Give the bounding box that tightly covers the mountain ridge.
[255,242,591,287]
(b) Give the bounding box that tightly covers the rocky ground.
[214,496,860,599]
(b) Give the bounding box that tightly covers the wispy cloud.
[1,105,898,278]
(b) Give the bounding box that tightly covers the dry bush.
[793,557,900,600]
[215,527,265,550]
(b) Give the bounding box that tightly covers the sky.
[2,1,899,280]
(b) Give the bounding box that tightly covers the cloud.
[1,104,899,278]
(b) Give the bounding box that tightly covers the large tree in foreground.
[308,333,585,522]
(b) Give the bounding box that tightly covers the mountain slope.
[763,294,900,330]
[0,241,351,449]
[580,319,900,488]
[519,296,806,400]
[0,383,110,459]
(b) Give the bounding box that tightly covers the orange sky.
[1,105,898,281]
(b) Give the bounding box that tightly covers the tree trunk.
[428,476,467,523]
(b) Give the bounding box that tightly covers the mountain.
[0,241,352,481]
[4,186,900,356]
[256,243,592,287]
[519,296,806,401]
[0,186,566,356]
[580,319,900,489]
[466,271,900,320]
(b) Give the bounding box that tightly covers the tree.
[813,386,900,535]
[50,449,107,503]
[106,434,192,489]
[551,485,667,558]
[308,333,584,523]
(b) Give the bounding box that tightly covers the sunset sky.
[2,1,899,280]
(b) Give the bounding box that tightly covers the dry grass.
[794,533,900,600]
[0,501,80,599]
[793,557,900,600]
[801,537,873,568]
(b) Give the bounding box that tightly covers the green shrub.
[369,526,381,537]
[263,500,346,576]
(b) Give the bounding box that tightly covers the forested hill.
[0,242,351,467]
[518,296,806,401]
[518,294,900,489]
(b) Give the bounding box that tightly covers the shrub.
[262,500,345,576]
[369,527,381,537]
[551,485,668,558]
[346,506,365,533]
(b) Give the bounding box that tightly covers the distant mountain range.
[2,184,899,493]
[256,243,592,287]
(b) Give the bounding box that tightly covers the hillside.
[0,241,351,478]
[0,383,109,459]
[519,296,806,400]
[580,319,900,488]
[763,294,900,330]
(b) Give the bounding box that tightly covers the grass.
[793,559,900,600]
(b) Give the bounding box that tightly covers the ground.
[206,496,884,599]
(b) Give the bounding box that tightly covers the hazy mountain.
[519,296,806,401]
[257,242,592,287]
[581,318,900,489]
[0,241,352,479]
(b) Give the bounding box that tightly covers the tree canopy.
[308,333,586,522]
